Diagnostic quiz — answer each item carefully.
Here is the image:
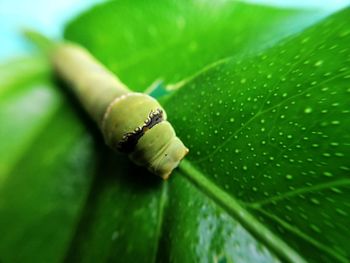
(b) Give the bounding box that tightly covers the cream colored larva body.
[52,43,188,179]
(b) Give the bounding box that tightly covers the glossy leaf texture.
[164,8,350,263]
[0,1,349,263]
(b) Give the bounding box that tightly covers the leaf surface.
[0,1,349,263]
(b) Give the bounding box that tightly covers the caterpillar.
[29,32,188,180]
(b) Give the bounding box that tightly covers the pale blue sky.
[0,0,349,61]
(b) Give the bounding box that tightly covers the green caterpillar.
[30,33,188,179]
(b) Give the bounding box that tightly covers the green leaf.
[64,0,326,91]
[163,8,350,263]
[1,1,349,263]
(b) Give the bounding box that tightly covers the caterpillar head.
[102,93,188,179]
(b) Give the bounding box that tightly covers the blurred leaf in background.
[0,0,349,263]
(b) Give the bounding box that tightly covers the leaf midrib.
[172,54,350,263]
[178,159,307,263]
[179,159,349,263]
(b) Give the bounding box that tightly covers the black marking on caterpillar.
[118,108,164,153]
